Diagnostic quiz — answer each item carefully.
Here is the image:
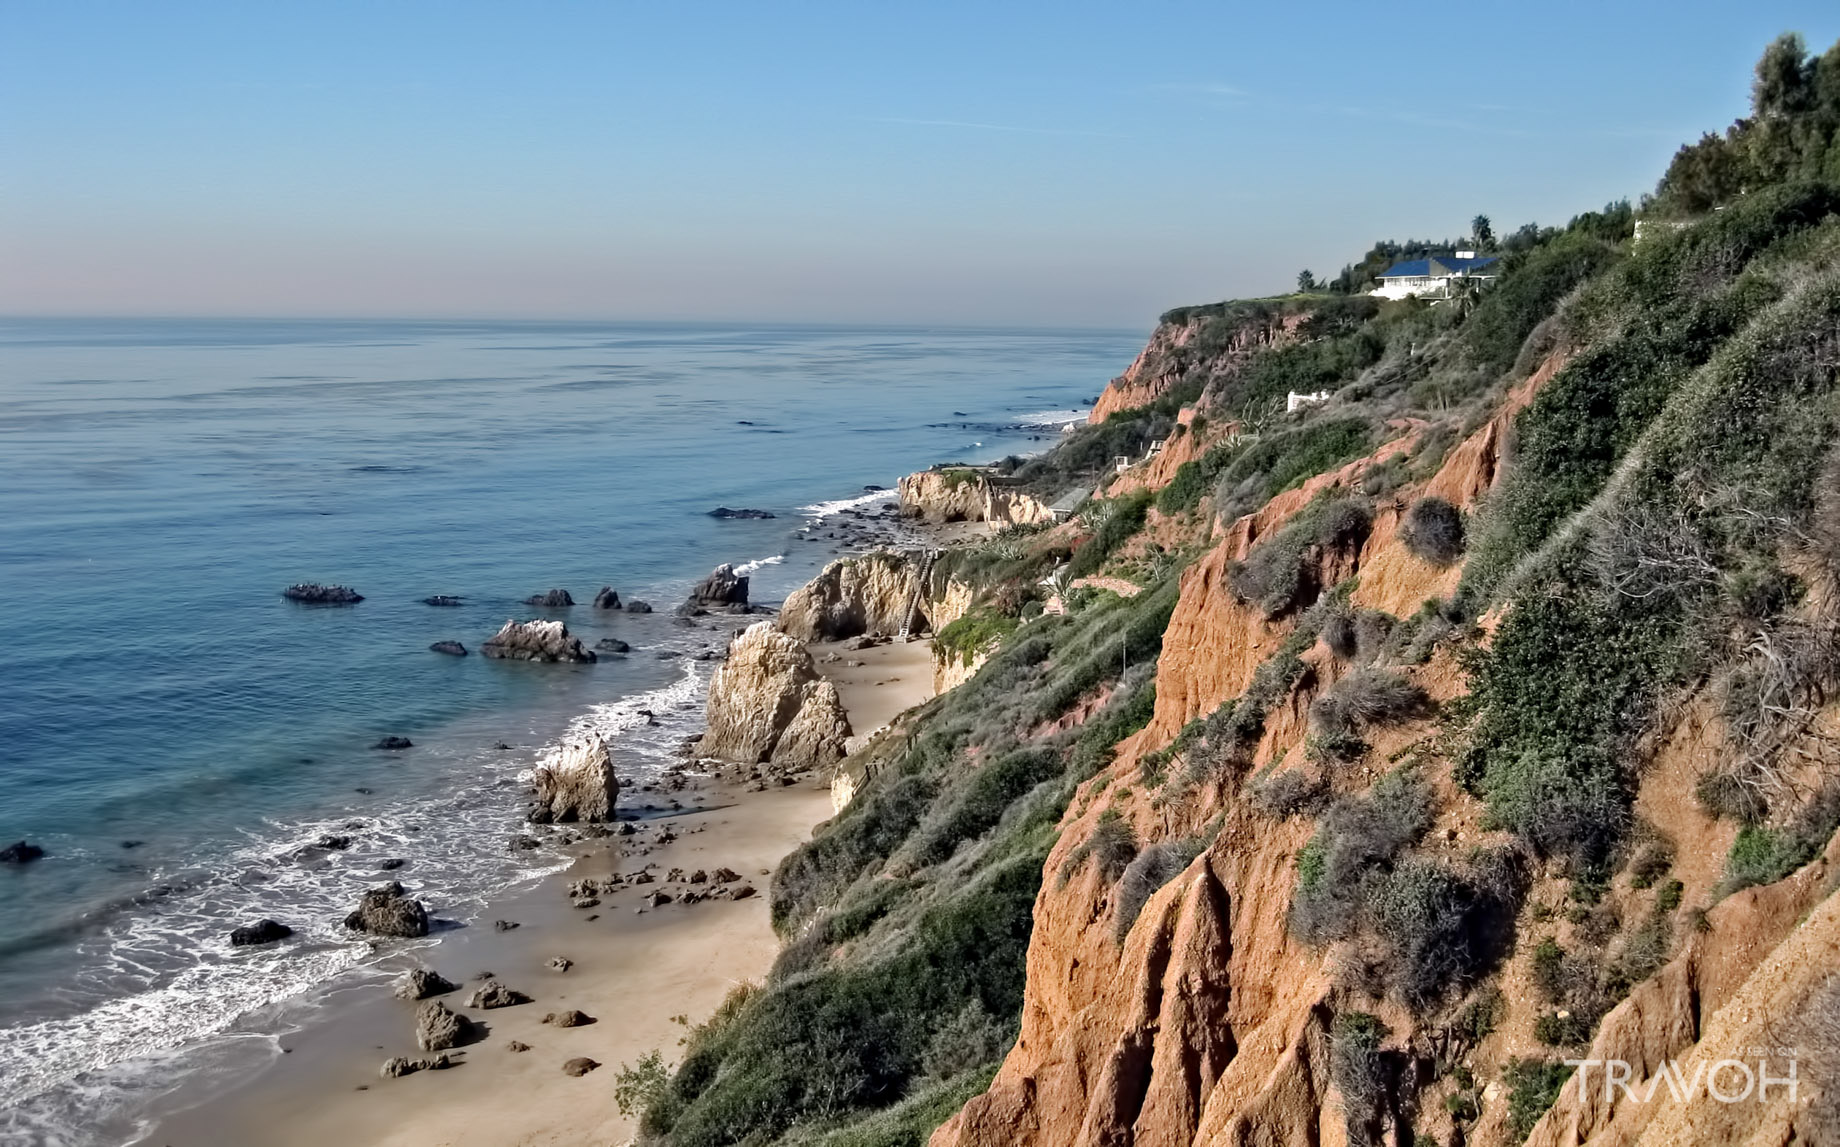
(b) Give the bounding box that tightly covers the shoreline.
[135,635,941,1147]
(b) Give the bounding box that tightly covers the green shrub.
[1504,1058,1575,1142]
[1720,782,1840,896]
[1331,1012,1391,1147]
[1227,496,1372,618]
[1068,490,1152,578]
[1211,417,1374,522]
[1290,770,1435,944]
[919,999,1013,1082]
[1398,496,1467,565]
[1247,768,1327,820]
[1655,878,1684,914]
[1060,808,1138,886]
[1626,839,1675,889]
[1533,1011,1593,1047]
[909,748,1061,868]
[1112,837,1203,944]
[933,610,1020,668]
[1308,668,1432,745]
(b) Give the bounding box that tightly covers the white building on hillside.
[1371,251,1500,300]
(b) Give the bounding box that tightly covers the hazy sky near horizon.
[4,2,1838,327]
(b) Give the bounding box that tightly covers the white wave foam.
[798,489,896,518]
[1016,408,1089,427]
[731,554,784,575]
[0,661,719,1144]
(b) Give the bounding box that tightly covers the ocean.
[0,317,1140,1145]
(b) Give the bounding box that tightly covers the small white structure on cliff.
[1371,251,1500,300]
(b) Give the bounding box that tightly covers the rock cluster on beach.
[528,731,620,823]
[282,583,364,604]
[395,968,458,1000]
[344,881,429,938]
[703,622,851,769]
[415,1000,476,1051]
[480,619,596,663]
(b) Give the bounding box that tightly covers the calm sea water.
[0,317,1138,1144]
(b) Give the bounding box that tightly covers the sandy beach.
[141,638,939,1147]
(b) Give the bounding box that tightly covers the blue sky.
[3,2,1836,325]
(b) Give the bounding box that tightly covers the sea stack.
[480,619,596,663]
[528,731,620,823]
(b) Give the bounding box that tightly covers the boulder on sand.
[480,619,596,663]
[229,919,292,946]
[686,564,749,608]
[430,641,468,656]
[592,586,622,609]
[528,731,620,823]
[394,968,458,1000]
[282,584,363,604]
[562,1057,600,1076]
[524,589,574,607]
[543,1009,594,1027]
[344,881,429,938]
[415,1000,476,1052]
[466,979,530,1009]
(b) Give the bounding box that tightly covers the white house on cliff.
[1371,251,1500,300]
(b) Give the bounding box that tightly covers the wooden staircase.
[896,548,939,642]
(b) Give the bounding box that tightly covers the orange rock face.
[1090,312,1306,425]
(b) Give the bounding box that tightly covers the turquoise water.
[0,317,1137,1143]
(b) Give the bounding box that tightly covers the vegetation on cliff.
[631,33,1840,1147]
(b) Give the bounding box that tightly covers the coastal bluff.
[897,469,1055,526]
[779,550,971,643]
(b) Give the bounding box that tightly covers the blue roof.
[1377,254,1499,279]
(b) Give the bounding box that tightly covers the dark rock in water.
[120,840,143,849]
[863,484,885,492]
[422,595,464,607]
[624,600,653,614]
[1,841,45,864]
[592,586,622,609]
[562,1057,600,1077]
[466,979,530,1009]
[736,420,755,425]
[685,564,748,608]
[344,881,429,938]
[373,736,414,750]
[282,584,363,604]
[707,507,776,519]
[317,834,352,850]
[524,588,574,607]
[415,1000,476,1052]
[377,857,405,871]
[543,1008,594,1027]
[394,968,457,1000]
[492,742,512,751]
[229,919,293,946]
[508,834,540,851]
[493,919,520,932]
[430,641,468,656]
[481,619,596,663]
[595,638,630,654]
